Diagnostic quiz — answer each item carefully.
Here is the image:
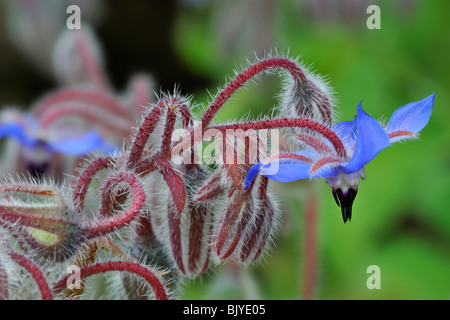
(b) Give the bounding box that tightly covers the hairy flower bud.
[281,64,334,127]
[153,165,215,277]
[213,191,253,260]
[238,177,278,262]
[212,175,278,263]
[0,184,83,262]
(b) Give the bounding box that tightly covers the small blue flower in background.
[0,116,116,156]
[0,110,116,177]
[246,94,435,222]
[0,25,153,180]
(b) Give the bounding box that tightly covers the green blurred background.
[0,0,448,299]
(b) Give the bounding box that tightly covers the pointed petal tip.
[386,94,435,137]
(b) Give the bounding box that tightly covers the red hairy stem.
[310,156,343,175]
[32,88,131,120]
[66,240,101,299]
[159,97,192,158]
[201,57,308,129]
[38,102,132,134]
[81,172,146,239]
[68,237,130,299]
[53,261,168,300]
[159,108,177,157]
[98,237,129,260]
[295,133,333,154]
[73,237,129,274]
[9,253,53,300]
[126,103,165,170]
[73,157,114,215]
[210,118,347,158]
[127,96,190,170]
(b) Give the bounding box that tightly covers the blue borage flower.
[246,94,435,222]
[0,116,116,156]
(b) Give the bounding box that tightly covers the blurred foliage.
[0,0,449,299]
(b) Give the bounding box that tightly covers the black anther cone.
[332,188,357,223]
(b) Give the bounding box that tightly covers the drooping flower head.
[246,94,434,222]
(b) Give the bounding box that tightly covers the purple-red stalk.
[81,172,146,239]
[9,253,53,300]
[201,57,308,129]
[53,261,168,300]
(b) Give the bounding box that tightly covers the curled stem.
[73,157,115,216]
[9,253,53,300]
[81,172,146,239]
[207,118,346,158]
[201,57,308,129]
[53,261,168,300]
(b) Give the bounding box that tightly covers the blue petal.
[340,103,390,174]
[244,150,316,188]
[311,162,341,178]
[261,158,312,183]
[49,131,116,156]
[331,116,357,150]
[0,123,38,148]
[386,94,434,136]
[245,162,262,189]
